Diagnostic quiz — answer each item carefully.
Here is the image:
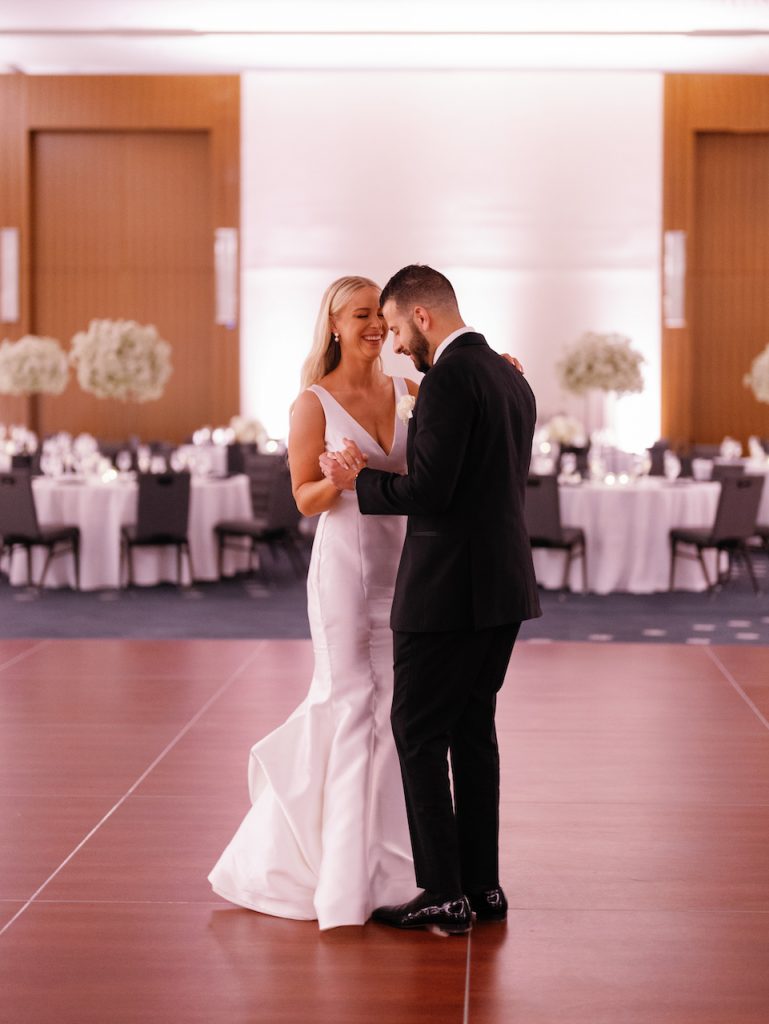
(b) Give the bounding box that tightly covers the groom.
[321,265,541,934]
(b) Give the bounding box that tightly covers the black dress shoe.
[372,891,472,934]
[468,886,508,922]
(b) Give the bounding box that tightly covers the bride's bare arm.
[288,391,345,516]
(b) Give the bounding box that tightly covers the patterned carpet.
[2,547,768,644]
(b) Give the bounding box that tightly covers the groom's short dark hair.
[380,265,458,313]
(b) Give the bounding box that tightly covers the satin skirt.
[208,493,417,929]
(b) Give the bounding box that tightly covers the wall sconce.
[0,227,20,324]
[214,227,238,329]
[663,229,686,328]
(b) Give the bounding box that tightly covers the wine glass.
[116,450,133,474]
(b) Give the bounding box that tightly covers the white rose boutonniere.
[397,394,416,424]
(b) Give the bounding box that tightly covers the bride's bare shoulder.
[291,388,325,424]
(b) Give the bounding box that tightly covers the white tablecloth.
[532,478,724,594]
[6,474,252,589]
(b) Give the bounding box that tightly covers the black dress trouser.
[391,622,521,897]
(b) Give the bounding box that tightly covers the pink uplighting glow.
[241,70,662,451]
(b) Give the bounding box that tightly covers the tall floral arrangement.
[69,319,172,402]
[557,332,644,395]
[744,345,769,404]
[0,335,69,396]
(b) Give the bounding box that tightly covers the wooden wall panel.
[663,75,769,446]
[693,133,769,443]
[33,132,212,442]
[0,76,30,427]
[0,75,239,442]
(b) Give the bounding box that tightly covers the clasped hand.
[319,438,368,491]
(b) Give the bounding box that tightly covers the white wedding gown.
[208,377,418,929]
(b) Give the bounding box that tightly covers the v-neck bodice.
[308,378,409,475]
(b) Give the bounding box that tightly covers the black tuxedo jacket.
[356,332,541,632]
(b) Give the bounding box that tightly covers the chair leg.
[696,547,713,591]
[38,545,54,588]
[26,544,33,587]
[669,539,677,591]
[185,541,195,587]
[285,536,308,578]
[738,543,760,595]
[72,537,80,591]
[561,548,572,591]
[217,534,224,578]
[581,544,588,594]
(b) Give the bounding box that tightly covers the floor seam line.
[705,647,769,733]
[0,639,51,675]
[463,931,471,1024]
[0,641,265,939]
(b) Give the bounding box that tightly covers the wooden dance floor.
[2,637,769,1023]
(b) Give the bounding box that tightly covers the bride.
[208,276,420,929]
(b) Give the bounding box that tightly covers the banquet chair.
[120,472,193,587]
[225,441,257,477]
[0,471,80,588]
[711,463,744,482]
[524,474,587,591]
[215,452,306,580]
[669,475,764,593]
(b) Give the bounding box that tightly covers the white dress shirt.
[432,326,475,366]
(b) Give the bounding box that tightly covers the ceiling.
[2,0,769,74]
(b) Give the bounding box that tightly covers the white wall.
[241,70,662,448]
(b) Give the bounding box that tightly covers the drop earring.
[332,332,339,343]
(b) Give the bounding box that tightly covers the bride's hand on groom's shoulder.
[502,353,524,373]
[319,440,368,492]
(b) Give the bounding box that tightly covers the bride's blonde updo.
[299,275,380,392]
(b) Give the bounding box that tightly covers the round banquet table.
[6,474,252,589]
[532,477,729,594]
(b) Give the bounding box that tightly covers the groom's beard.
[406,323,431,374]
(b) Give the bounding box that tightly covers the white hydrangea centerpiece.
[557,332,644,396]
[229,415,268,446]
[0,334,69,396]
[544,413,587,446]
[69,318,172,402]
[744,345,769,404]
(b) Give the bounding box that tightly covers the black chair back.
[0,471,40,538]
[647,440,669,476]
[242,452,286,520]
[524,475,564,543]
[135,472,191,542]
[711,475,764,543]
[226,442,258,477]
[265,462,301,531]
[711,463,744,483]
